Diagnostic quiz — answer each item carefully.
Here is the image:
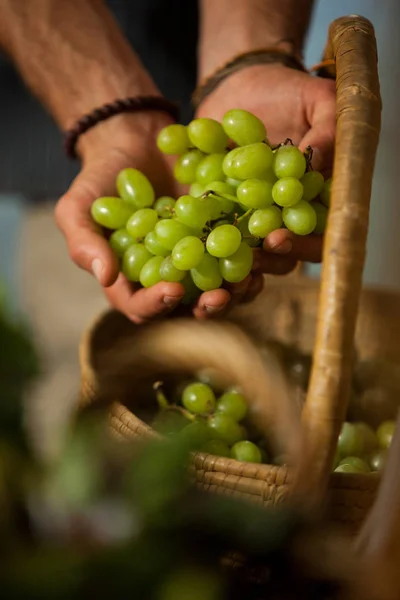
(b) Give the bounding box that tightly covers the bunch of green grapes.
[151,381,269,464]
[332,419,395,474]
[91,109,331,303]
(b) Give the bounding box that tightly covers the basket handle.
[298,15,382,498]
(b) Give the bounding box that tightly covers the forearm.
[0,0,159,134]
[198,0,315,81]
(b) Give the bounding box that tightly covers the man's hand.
[197,63,336,287]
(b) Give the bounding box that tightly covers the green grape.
[205,195,236,219]
[178,420,211,450]
[300,171,324,201]
[191,254,223,291]
[189,182,205,198]
[334,463,367,474]
[369,448,388,472]
[201,439,231,458]
[172,236,205,270]
[311,202,328,235]
[223,143,273,180]
[207,413,244,446]
[354,422,378,455]
[139,255,164,288]
[116,168,155,208]
[144,231,170,257]
[261,169,279,184]
[91,196,134,229]
[187,118,228,153]
[231,440,262,464]
[216,392,247,422]
[206,224,242,258]
[272,177,303,207]
[219,242,253,283]
[122,243,153,282]
[204,180,236,197]
[174,150,205,184]
[282,200,317,236]
[377,420,396,449]
[126,208,158,240]
[157,124,190,155]
[337,422,364,458]
[154,196,176,218]
[181,274,201,305]
[332,447,341,470]
[182,382,216,415]
[273,145,306,179]
[248,206,283,238]
[237,217,261,247]
[320,178,331,207]
[339,456,370,473]
[174,195,211,229]
[152,410,190,436]
[155,219,192,250]
[222,108,266,146]
[109,228,135,257]
[211,219,231,229]
[159,256,187,282]
[226,177,242,188]
[196,153,226,184]
[237,178,274,209]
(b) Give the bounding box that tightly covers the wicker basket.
[79,15,385,533]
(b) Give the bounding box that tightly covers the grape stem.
[165,404,197,421]
[304,145,314,171]
[153,381,170,410]
[235,209,253,225]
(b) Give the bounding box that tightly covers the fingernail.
[272,239,293,254]
[92,258,104,283]
[204,304,226,315]
[163,295,182,307]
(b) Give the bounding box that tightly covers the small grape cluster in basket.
[91,109,331,303]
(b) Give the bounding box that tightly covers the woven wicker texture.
[78,16,384,533]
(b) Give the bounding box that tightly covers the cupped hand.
[54,113,233,323]
[196,63,336,299]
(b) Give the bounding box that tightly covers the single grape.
[337,422,364,458]
[237,178,274,209]
[122,243,153,282]
[126,208,158,240]
[155,219,192,250]
[272,177,303,207]
[282,201,317,236]
[205,195,236,219]
[223,143,273,180]
[237,217,261,247]
[201,439,231,458]
[116,168,155,208]
[144,231,170,257]
[204,180,236,197]
[273,145,306,179]
[208,413,244,446]
[91,196,134,229]
[191,254,223,291]
[222,108,266,146]
[231,440,262,464]
[174,195,211,229]
[189,182,205,198]
[196,153,226,184]
[311,202,328,235]
[181,274,201,305]
[139,255,164,288]
[216,392,247,422]
[339,456,370,473]
[320,178,331,207]
[377,420,396,449]
[172,236,205,270]
[206,224,242,258]
[187,118,228,153]
[300,171,325,201]
[354,422,378,455]
[219,242,253,283]
[159,256,187,282]
[226,177,242,188]
[109,228,135,257]
[248,206,283,238]
[334,463,367,474]
[157,124,190,155]
[369,448,388,472]
[152,410,190,436]
[154,196,176,218]
[178,420,211,450]
[174,150,205,184]
[182,382,216,415]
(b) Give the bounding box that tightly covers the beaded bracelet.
[63,96,180,159]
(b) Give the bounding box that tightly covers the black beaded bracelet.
[63,96,180,159]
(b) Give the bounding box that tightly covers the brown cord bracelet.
[63,96,180,159]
